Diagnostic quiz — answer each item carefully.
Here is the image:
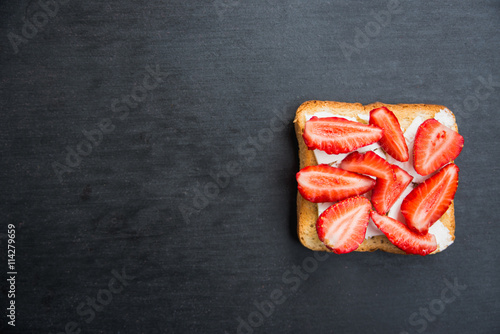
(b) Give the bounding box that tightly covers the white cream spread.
[435,108,455,129]
[357,113,370,122]
[308,110,455,251]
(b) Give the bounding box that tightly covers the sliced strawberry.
[296,164,375,203]
[370,211,437,256]
[303,116,383,154]
[371,165,413,214]
[401,163,459,234]
[413,119,464,175]
[317,196,371,254]
[339,151,395,180]
[369,107,409,162]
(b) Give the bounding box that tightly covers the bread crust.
[294,100,457,254]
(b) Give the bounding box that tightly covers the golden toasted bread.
[294,100,457,254]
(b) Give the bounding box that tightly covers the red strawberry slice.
[401,163,459,234]
[370,211,437,256]
[317,196,371,254]
[296,164,375,203]
[303,116,383,154]
[369,107,409,162]
[339,151,395,180]
[413,119,464,175]
[371,165,413,214]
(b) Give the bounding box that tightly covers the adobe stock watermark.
[48,266,135,334]
[400,277,467,334]
[452,74,499,122]
[214,0,240,20]
[225,252,331,334]
[51,64,169,183]
[178,108,289,224]
[338,0,403,62]
[7,0,68,54]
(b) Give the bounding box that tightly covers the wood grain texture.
[0,1,498,333]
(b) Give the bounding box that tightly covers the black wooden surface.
[1,1,499,333]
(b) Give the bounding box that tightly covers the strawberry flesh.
[413,119,464,176]
[369,107,409,162]
[372,165,413,214]
[370,211,437,256]
[340,151,395,180]
[296,164,375,203]
[303,116,383,154]
[401,163,459,235]
[317,196,371,254]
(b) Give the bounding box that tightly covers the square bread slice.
[294,100,458,254]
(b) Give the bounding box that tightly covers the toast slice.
[294,100,458,254]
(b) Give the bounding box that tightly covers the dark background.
[1,0,499,333]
